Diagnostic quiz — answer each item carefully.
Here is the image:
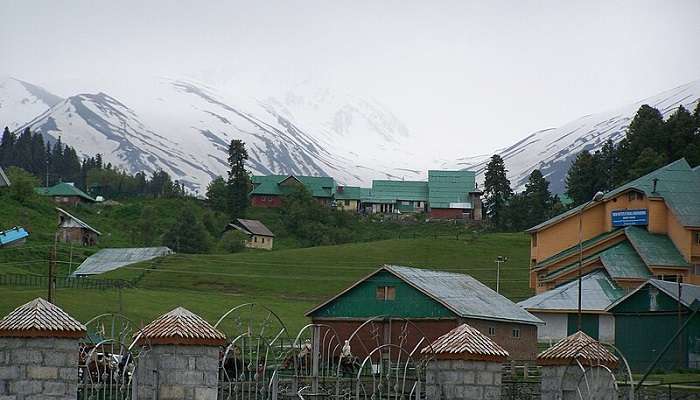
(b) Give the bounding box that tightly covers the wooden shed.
[227,219,274,250]
[306,264,543,361]
[56,207,101,246]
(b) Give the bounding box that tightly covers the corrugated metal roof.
[428,170,477,209]
[135,307,226,346]
[334,186,362,200]
[250,175,335,198]
[72,247,173,276]
[528,158,700,232]
[35,182,95,201]
[0,226,29,246]
[518,270,624,312]
[422,323,509,361]
[608,279,700,311]
[367,180,429,203]
[0,298,86,338]
[56,207,101,235]
[386,265,543,325]
[538,331,618,367]
[599,241,653,279]
[234,219,274,237]
[625,226,690,268]
[0,166,10,187]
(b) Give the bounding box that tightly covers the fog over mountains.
[1,76,699,194]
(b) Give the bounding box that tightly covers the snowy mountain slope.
[0,77,63,130]
[447,80,700,193]
[18,78,426,193]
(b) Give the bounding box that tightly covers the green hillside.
[0,233,532,332]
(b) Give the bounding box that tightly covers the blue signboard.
[611,209,648,227]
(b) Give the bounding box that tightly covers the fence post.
[134,307,226,400]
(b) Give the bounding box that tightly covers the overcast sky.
[2,0,700,157]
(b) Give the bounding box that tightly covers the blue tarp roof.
[0,227,29,246]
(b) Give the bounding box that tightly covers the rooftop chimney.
[652,178,659,193]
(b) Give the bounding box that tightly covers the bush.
[4,167,39,202]
[162,207,211,253]
[220,230,248,253]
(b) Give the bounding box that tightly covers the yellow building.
[228,219,274,250]
[334,186,361,212]
[527,159,700,293]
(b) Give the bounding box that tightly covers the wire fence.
[0,273,131,290]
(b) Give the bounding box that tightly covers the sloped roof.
[0,298,86,338]
[519,270,624,312]
[35,182,95,202]
[0,166,10,187]
[56,207,101,235]
[233,219,274,237]
[306,265,543,325]
[528,158,700,232]
[72,247,173,276]
[334,186,362,200]
[368,180,429,202]
[428,170,477,209]
[607,279,700,311]
[534,229,625,270]
[422,323,509,362]
[538,331,618,367]
[625,226,690,268]
[0,227,29,246]
[134,307,226,346]
[250,175,335,198]
[599,241,653,279]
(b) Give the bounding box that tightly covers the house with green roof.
[35,182,95,206]
[360,180,429,214]
[249,174,336,208]
[427,170,482,219]
[334,185,362,211]
[527,158,700,295]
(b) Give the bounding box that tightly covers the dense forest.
[0,126,186,199]
[483,102,700,231]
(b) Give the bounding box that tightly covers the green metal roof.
[363,180,428,203]
[334,186,361,200]
[519,270,623,312]
[625,226,690,268]
[599,241,653,279]
[249,175,335,198]
[427,170,477,209]
[35,182,95,202]
[607,279,700,311]
[528,158,700,232]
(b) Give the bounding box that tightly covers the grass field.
[0,233,532,333]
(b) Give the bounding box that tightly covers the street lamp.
[577,191,605,331]
[495,256,508,294]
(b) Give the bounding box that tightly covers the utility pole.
[678,278,683,369]
[495,256,508,294]
[47,233,57,303]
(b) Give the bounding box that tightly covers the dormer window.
[628,191,643,202]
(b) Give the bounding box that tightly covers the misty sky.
[2,0,700,158]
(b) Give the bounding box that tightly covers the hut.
[56,207,101,246]
[36,182,95,206]
[0,226,29,248]
[227,219,274,250]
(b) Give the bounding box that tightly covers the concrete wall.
[599,314,615,344]
[0,337,79,400]
[540,364,616,400]
[136,344,219,400]
[426,360,503,400]
[246,235,273,250]
[533,313,615,345]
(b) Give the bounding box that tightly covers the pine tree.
[0,127,16,166]
[483,155,512,228]
[522,169,553,229]
[565,150,598,206]
[664,105,695,162]
[226,140,251,219]
[162,207,211,253]
[206,176,229,213]
[593,139,621,190]
[629,148,666,178]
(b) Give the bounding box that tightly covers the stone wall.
[136,344,219,400]
[426,359,503,400]
[0,337,79,400]
[540,364,616,400]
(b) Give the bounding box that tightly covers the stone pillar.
[538,331,618,400]
[0,298,86,400]
[134,307,226,400]
[424,324,509,400]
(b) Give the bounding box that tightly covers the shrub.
[4,167,39,202]
[220,230,248,253]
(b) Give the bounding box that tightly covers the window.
[261,238,265,244]
[512,328,521,339]
[254,237,258,243]
[488,327,496,336]
[695,264,700,275]
[695,232,700,245]
[344,200,350,206]
[532,234,537,248]
[376,286,396,301]
[628,191,643,201]
[656,274,683,283]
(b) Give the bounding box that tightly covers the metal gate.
[215,304,290,400]
[78,313,149,400]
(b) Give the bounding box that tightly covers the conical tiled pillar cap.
[422,324,509,362]
[135,307,226,346]
[538,331,618,368]
[0,298,86,338]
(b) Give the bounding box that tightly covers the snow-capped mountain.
[7,77,426,192]
[447,80,700,194]
[0,78,63,131]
